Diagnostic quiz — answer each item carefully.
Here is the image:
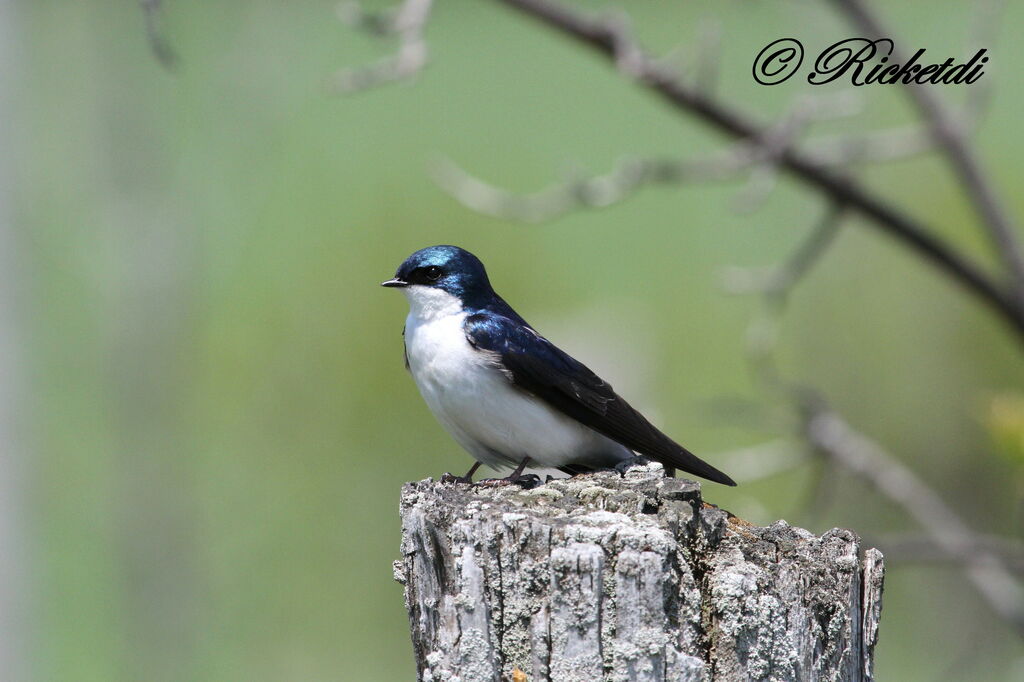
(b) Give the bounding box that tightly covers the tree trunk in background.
[395,461,884,682]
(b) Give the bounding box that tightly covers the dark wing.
[465,312,736,486]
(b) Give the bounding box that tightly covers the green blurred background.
[7,0,1024,679]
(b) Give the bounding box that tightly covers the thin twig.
[434,91,928,222]
[802,458,842,522]
[330,0,434,93]
[729,96,829,213]
[494,0,1024,341]
[690,18,721,95]
[433,122,937,222]
[961,0,1003,130]
[726,206,845,301]
[723,204,846,389]
[832,0,1024,298]
[434,95,851,219]
[807,125,934,166]
[431,151,755,222]
[139,0,177,69]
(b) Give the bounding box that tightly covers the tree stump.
[394,460,884,681]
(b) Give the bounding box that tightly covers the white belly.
[403,308,631,471]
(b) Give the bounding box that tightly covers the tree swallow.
[382,245,736,486]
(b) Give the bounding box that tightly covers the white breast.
[401,286,631,472]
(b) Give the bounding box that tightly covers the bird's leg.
[507,457,531,481]
[504,457,542,488]
[440,461,481,484]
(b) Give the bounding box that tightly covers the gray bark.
[395,460,884,682]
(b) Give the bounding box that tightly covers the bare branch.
[832,0,1024,298]
[728,97,821,213]
[728,92,862,210]
[807,125,935,166]
[430,152,754,222]
[961,0,1004,129]
[433,90,919,222]
[139,0,177,69]
[692,19,721,94]
[723,196,1024,637]
[330,0,434,93]
[435,123,937,223]
[724,204,846,393]
[658,18,723,95]
[493,0,1024,340]
[802,400,1024,637]
[802,459,843,522]
[723,205,845,300]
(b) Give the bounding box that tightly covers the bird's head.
[382,245,494,317]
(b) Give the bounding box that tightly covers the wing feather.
[465,312,736,486]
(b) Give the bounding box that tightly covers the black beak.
[381,277,408,288]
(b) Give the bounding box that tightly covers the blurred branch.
[432,89,931,221]
[802,400,1024,637]
[723,203,1024,637]
[833,0,1024,298]
[139,0,177,69]
[876,533,1024,576]
[433,122,940,221]
[724,205,845,300]
[431,151,754,223]
[807,125,934,166]
[684,18,721,95]
[330,0,433,93]
[492,0,1024,341]
[801,458,842,522]
[723,203,846,389]
[725,93,853,213]
[961,0,1003,129]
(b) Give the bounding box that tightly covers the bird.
[382,245,736,486]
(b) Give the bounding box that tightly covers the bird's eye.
[424,266,442,281]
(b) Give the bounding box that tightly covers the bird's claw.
[440,472,473,484]
[477,473,542,489]
[512,473,543,489]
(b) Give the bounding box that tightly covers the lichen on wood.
[395,460,884,681]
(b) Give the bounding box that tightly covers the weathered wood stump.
[394,460,884,681]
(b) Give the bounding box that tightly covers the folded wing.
[464,311,736,486]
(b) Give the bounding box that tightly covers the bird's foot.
[476,473,542,489]
[513,473,543,489]
[475,477,510,487]
[440,462,482,484]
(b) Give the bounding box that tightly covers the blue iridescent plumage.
[392,245,504,312]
